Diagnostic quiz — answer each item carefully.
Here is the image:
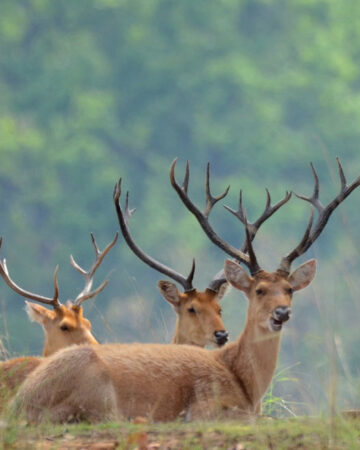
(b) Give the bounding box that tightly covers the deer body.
[1,357,42,392]
[12,343,249,422]
[0,233,117,404]
[13,259,315,423]
[0,302,99,407]
[1,230,226,407]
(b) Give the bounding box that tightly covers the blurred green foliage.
[0,0,360,413]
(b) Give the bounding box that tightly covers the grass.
[262,363,303,417]
[1,357,358,448]
[1,415,360,449]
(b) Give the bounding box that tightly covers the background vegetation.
[1,0,360,416]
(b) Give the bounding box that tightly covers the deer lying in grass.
[12,158,360,423]
[0,233,117,399]
[0,206,230,403]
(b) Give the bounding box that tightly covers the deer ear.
[224,260,252,292]
[214,280,231,300]
[288,259,316,292]
[158,281,181,306]
[25,301,55,324]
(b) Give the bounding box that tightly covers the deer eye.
[60,325,69,331]
[219,309,222,316]
[287,287,294,295]
[255,288,264,296]
[187,307,196,314]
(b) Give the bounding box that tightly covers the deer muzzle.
[214,330,229,346]
[269,306,292,332]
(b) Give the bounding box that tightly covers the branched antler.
[170,158,251,267]
[170,159,292,275]
[279,157,360,273]
[71,232,118,306]
[225,189,292,253]
[113,178,195,291]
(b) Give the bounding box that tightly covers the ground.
[1,416,359,449]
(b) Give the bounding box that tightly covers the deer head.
[170,157,360,334]
[25,301,97,356]
[224,259,316,334]
[113,180,229,347]
[0,233,118,356]
[157,279,229,346]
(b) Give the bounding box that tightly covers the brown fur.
[13,259,316,423]
[1,284,227,406]
[0,302,98,409]
[25,302,98,357]
[165,287,227,346]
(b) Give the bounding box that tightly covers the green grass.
[1,360,359,448]
[1,416,359,449]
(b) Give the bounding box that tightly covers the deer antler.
[70,232,119,306]
[170,159,292,275]
[225,188,292,253]
[170,158,251,266]
[0,237,61,309]
[278,157,360,273]
[113,178,195,291]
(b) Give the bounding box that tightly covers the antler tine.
[125,191,136,225]
[187,258,195,287]
[75,280,109,304]
[204,162,230,218]
[183,160,190,194]
[307,158,360,243]
[52,266,60,306]
[72,232,118,306]
[337,157,347,191]
[295,162,323,213]
[113,178,195,291]
[252,190,292,232]
[170,158,250,267]
[89,232,118,279]
[225,189,245,221]
[279,157,360,273]
[225,189,292,253]
[243,211,261,275]
[224,190,246,225]
[278,209,314,273]
[90,233,100,258]
[0,237,61,308]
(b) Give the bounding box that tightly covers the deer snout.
[214,330,229,346]
[273,306,291,323]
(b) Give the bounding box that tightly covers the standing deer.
[0,233,117,397]
[12,158,360,423]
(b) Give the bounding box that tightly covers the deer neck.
[219,315,282,408]
[171,319,185,345]
[42,331,98,356]
[171,318,192,345]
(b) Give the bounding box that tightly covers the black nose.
[214,330,229,346]
[273,306,291,322]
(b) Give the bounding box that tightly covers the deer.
[0,232,118,400]
[114,171,290,348]
[113,179,228,348]
[11,158,360,423]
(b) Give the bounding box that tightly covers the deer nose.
[273,306,291,322]
[214,330,229,346]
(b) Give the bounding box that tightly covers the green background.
[1,0,360,415]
